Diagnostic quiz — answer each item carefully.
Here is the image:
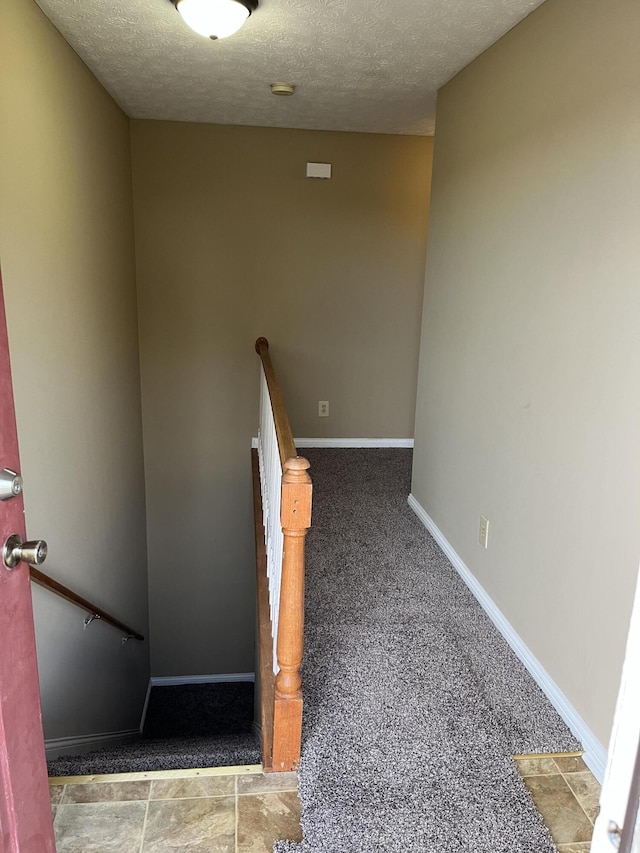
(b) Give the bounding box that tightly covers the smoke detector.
[271,83,296,96]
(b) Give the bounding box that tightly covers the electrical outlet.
[479,516,489,549]
[318,400,329,417]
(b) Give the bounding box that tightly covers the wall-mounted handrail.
[254,336,312,771]
[255,337,297,468]
[29,567,144,641]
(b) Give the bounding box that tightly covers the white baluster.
[256,365,285,674]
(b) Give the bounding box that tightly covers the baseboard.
[139,679,152,733]
[45,729,139,759]
[407,493,607,782]
[150,673,255,687]
[294,438,414,448]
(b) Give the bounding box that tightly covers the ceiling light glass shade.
[175,0,255,39]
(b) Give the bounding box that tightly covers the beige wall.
[0,0,149,738]
[412,0,640,746]
[131,121,432,675]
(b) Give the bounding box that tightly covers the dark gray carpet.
[144,683,255,738]
[48,683,260,776]
[274,448,580,853]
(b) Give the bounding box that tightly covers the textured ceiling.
[34,0,546,135]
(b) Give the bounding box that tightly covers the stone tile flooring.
[50,765,302,852]
[515,753,602,852]
[51,753,601,851]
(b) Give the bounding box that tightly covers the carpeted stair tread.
[274,448,580,853]
[47,733,260,776]
[47,682,260,776]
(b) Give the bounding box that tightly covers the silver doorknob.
[3,534,48,569]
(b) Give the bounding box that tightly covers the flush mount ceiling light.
[173,0,258,40]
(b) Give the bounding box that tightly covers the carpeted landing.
[47,682,260,777]
[274,449,581,853]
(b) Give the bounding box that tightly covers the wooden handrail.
[29,567,144,641]
[254,336,312,771]
[255,337,297,468]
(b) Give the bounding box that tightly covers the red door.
[0,271,55,851]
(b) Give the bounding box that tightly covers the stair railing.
[254,337,312,771]
[29,567,144,642]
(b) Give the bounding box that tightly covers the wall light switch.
[479,516,490,549]
[306,162,332,179]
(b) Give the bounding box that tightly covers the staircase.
[47,682,260,777]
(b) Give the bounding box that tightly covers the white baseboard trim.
[150,673,255,687]
[294,438,414,449]
[46,729,139,759]
[139,679,152,733]
[407,493,607,782]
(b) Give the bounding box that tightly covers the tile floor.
[50,765,302,852]
[515,754,601,852]
[51,753,601,851]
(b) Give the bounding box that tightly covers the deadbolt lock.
[0,468,23,501]
[3,534,48,570]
